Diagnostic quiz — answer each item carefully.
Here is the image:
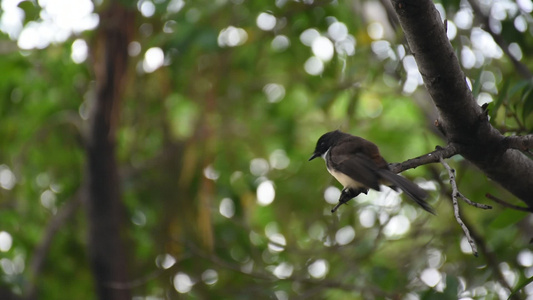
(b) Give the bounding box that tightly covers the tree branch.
[389,0,533,207]
[440,157,491,257]
[502,135,533,151]
[25,193,82,299]
[485,193,533,213]
[389,144,457,174]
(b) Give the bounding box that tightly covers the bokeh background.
[0,0,532,299]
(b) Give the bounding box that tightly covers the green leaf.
[421,289,448,300]
[370,266,403,291]
[508,80,530,99]
[18,0,41,24]
[443,275,459,298]
[419,275,460,300]
[521,85,533,123]
[489,209,528,229]
[316,91,336,109]
[491,79,509,119]
[508,276,533,300]
[471,69,483,99]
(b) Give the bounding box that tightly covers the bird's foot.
[331,188,368,213]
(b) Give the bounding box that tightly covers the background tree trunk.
[85,2,135,299]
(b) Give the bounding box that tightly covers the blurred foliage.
[0,0,532,299]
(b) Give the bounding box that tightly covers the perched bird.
[309,130,434,214]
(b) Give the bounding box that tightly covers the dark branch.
[485,193,533,213]
[502,135,533,151]
[389,144,457,174]
[25,192,82,300]
[389,0,533,207]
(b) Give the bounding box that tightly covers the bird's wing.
[328,147,382,190]
[329,136,435,214]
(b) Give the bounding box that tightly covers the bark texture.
[390,0,533,207]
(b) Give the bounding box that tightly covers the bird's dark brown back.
[336,135,389,170]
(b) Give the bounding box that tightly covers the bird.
[309,130,434,214]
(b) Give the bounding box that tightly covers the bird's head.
[309,130,343,161]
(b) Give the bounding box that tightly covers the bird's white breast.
[322,149,364,189]
[327,168,365,189]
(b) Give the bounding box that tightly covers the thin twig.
[485,193,533,213]
[458,193,492,210]
[439,157,479,256]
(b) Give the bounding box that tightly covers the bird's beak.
[309,153,320,161]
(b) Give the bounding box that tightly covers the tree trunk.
[390,0,533,207]
[85,2,134,299]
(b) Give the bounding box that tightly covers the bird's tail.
[378,170,435,215]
